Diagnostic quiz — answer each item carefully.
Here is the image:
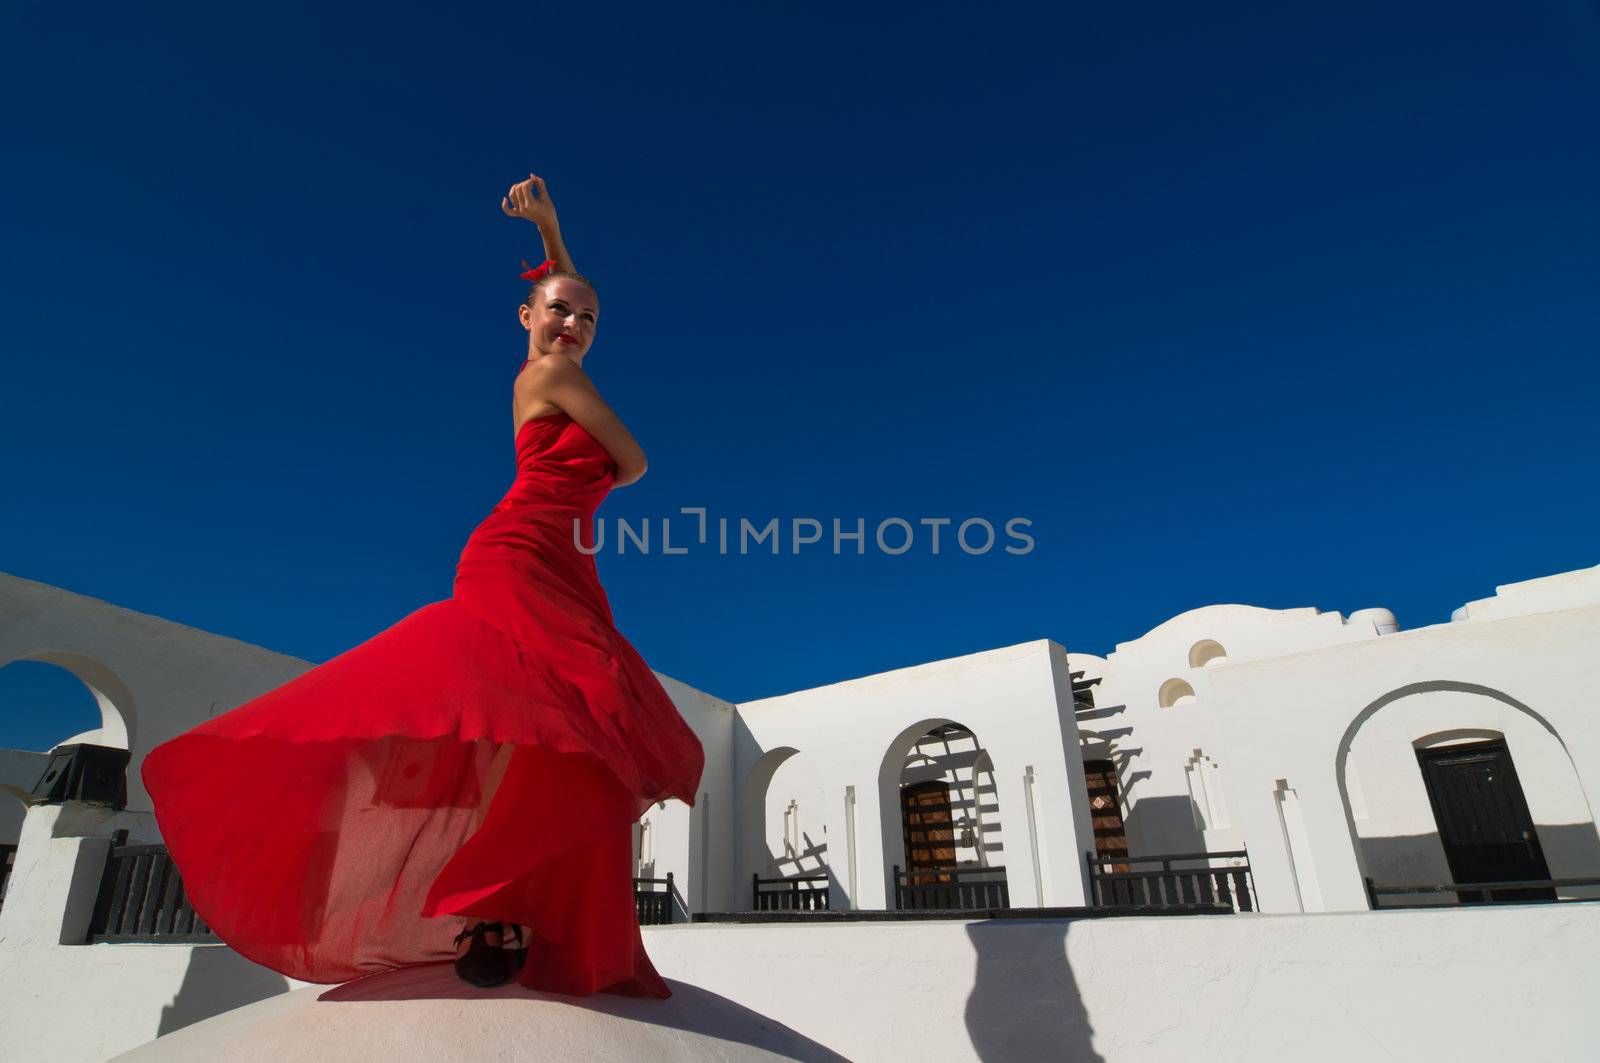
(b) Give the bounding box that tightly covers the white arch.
[0,652,133,750]
[1335,681,1600,899]
[741,746,833,898]
[876,717,1006,897]
[741,746,799,886]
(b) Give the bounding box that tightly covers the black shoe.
[453,921,515,988]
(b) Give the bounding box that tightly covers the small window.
[1159,678,1196,708]
[1188,639,1229,668]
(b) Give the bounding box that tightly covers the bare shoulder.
[516,353,587,391]
[519,352,578,377]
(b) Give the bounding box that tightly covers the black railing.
[634,872,675,925]
[87,829,218,944]
[1364,875,1600,909]
[0,842,17,913]
[86,830,681,939]
[1086,850,1255,912]
[893,864,1010,910]
[753,872,830,911]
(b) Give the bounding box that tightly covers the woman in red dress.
[140,173,705,996]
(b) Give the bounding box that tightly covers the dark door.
[1083,759,1131,873]
[1416,739,1554,903]
[901,781,956,885]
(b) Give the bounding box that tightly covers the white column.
[1274,779,1325,912]
[1023,766,1045,904]
[840,784,859,909]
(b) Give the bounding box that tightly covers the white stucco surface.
[1209,600,1600,913]
[734,639,1096,911]
[648,907,1600,1061]
[8,905,1586,1063]
[0,748,48,844]
[643,674,738,914]
[109,960,845,1063]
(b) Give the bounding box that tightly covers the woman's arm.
[517,354,649,486]
[501,173,576,274]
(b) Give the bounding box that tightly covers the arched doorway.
[741,747,830,907]
[879,720,1007,907]
[1337,682,1600,905]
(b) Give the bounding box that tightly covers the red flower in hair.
[520,258,557,282]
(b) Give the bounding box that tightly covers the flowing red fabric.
[141,363,705,997]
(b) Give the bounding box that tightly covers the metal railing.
[86,829,218,944]
[1086,850,1255,912]
[893,864,1010,910]
[752,872,830,911]
[1365,874,1600,909]
[86,830,681,940]
[633,872,675,925]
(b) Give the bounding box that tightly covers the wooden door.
[1416,739,1554,903]
[901,780,956,885]
[1083,759,1130,873]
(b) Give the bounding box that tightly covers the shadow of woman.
[318,962,850,1061]
[156,944,296,1038]
[964,919,1103,1062]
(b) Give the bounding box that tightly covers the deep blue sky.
[3,2,1597,752]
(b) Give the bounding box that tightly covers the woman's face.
[521,277,598,362]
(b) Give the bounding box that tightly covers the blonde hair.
[525,269,598,308]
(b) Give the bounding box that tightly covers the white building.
[2,564,1597,1061]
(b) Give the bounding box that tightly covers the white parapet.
[0,905,1589,1062]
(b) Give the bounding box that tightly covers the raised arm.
[501,173,576,274]
[517,354,649,487]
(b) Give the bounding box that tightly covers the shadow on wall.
[964,921,1101,1062]
[157,945,296,1038]
[1121,794,1207,858]
[1359,822,1600,900]
[770,831,828,878]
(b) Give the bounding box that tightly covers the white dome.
[1347,607,1399,635]
[112,960,846,1062]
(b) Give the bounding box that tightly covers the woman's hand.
[502,172,576,273]
[501,173,559,232]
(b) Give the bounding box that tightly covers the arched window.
[1159,678,1196,708]
[1188,639,1229,668]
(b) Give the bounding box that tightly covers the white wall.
[1210,601,1600,913]
[762,749,829,877]
[0,572,315,812]
[0,802,311,1061]
[1070,604,1386,863]
[636,675,737,917]
[9,565,1600,1059]
[0,748,49,845]
[11,896,1598,1062]
[734,640,1096,910]
[1345,687,1600,900]
[643,905,1600,1062]
[1454,565,1600,623]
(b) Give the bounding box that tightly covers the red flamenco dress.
[140,365,705,997]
